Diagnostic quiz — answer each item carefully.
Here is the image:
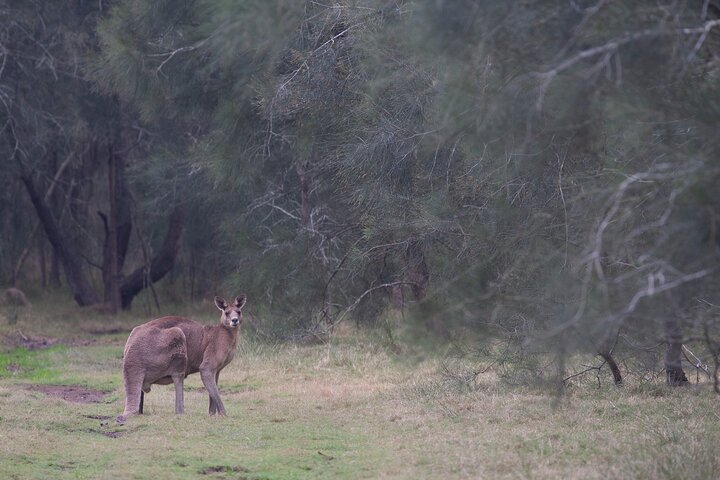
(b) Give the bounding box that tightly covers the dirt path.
[27,384,108,403]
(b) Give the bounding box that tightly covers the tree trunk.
[99,207,132,302]
[297,162,311,225]
[49,151,63,288]
[108,144,120,313]
[49,248,61,287]
[598,350,623,385]
[101,143,132,312]
[664,316,689,386]
[120,206,185,309]
[39,232,46,287]
[12,150,69,286]
[19,172,98,306]
[406,240,429,300]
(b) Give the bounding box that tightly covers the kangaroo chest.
[220,348,236,369]
[220,332,238,368]
[201,328,238,372]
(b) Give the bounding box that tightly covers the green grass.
[0,339,392,479]
[1,301,720,479]
[0,345,122,391]
[0,347,65,382]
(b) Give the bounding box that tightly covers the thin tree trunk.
[49,150,63,288]
[18,171,98,306]
[703,323,720,394]
[406,240,429,300]
[49,248,61,287]
[130,200,161,313]
[120,206,185,309]
[39,232,46,287]
[107,143,121,313]
[13,150,73,285]
[189,250,196,302]
[297,162,311,225]
[598,350,623,385]
[664,293,689,386]
[664,315,689,386]
[11,223,38,285]
[100,143,132,304]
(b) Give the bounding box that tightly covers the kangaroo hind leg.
[118,369,144,423]
[166,327,187,415]
[172,374,185,414]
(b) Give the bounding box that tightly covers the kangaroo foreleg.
[201,369,225,416]
[209,371,220,415]
[139,391,144,414]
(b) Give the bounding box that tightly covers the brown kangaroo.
[117,294,246,423]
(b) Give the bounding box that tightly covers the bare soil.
[198,465,249,475]
[6,362,21,374]
[83,427,125,438]
[82,414,112,420]
[28,384,107,403]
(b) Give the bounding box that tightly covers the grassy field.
[1,299,719,479]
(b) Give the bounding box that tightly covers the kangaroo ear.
[214,296,228,310]
[234,294,247,309]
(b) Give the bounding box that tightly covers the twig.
[562,358,607,386]
[316,281,419,336]
[149,38,209,76]
[317,451,334,460]
[682,344,710,376]
[533,19,720,110]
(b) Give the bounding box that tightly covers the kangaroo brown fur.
[117,294,246,423]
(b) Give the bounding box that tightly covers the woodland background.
[4,0,720,388]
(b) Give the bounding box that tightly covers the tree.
[94,0,720,389]
[1,1,185,310]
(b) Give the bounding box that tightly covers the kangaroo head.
[214,294,247,328]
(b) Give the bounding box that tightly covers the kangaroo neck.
[211,323,239,344]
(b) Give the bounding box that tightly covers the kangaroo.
[117,294,246,423]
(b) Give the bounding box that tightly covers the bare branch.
[533,19,720,110]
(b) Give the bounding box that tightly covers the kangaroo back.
[119,321,192,421]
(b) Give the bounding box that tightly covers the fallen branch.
[562,359,607,386]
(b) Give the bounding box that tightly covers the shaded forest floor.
[1,300,719,479]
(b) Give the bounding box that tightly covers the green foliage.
[5,1,720,377]
[89,1,720,354]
